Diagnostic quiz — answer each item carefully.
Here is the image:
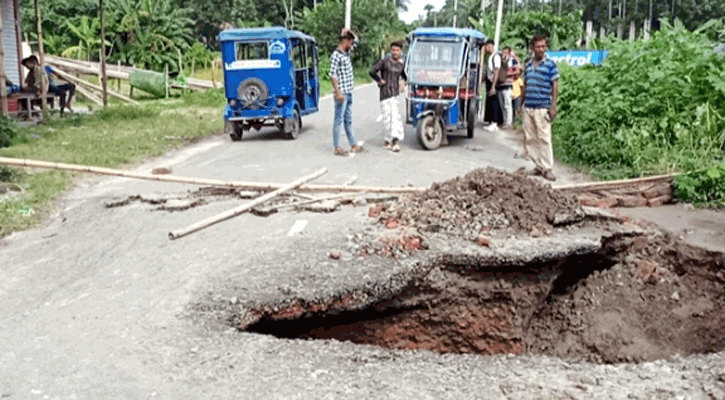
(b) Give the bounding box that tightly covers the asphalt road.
[1,84,722,399]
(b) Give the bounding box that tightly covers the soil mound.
[374,168,581,238]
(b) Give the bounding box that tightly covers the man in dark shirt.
[369,41,407,152]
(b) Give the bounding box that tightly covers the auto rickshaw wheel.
[467,98,478,139]
[226,120,243,141]
[238,78,269,109]
[416,115,443,150]
[283,110,301,140]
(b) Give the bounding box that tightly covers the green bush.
[554,19,725,183]
[674,163,725,206]
[0,116,19,148]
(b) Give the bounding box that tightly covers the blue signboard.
[546,50,609,66]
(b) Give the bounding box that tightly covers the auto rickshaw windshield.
[407,40,465,86]
[236,42,270,60]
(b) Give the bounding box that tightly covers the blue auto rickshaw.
[404,28,487,150]
[219,27,320,141]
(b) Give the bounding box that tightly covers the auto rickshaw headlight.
[228,99,237,107]
[277,97,285,107]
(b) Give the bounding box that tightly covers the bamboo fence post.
[116,61,121,91]
[0,8,8,117]
[0,157,426,193]
[164,64,169,98]
[99,0,107,107]
[34,0,48,120]
[168,168,328,240]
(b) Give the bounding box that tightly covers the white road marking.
[287,220,308,236]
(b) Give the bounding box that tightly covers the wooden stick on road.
[0,157,426,194]
[168,168,328,240]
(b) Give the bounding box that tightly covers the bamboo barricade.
[0,157,426,194]
[168,168,328,240]
[49,67,139,105]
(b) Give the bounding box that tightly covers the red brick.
[476,235,491,247]
[647,194,673,207]
[385,218,399,229]
[642,185,674,199]
[403,237,421,251]
[368,204,384,218]
[616,195,649,208]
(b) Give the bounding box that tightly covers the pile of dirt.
[369,168,582,240]
[527,231,725,363]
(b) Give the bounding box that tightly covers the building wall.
[1,0,20,85]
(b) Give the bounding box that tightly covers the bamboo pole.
[555,173,678,191]
[75,84,104,106]
[49,66,138,105]
[168,168,328,240]
[278,191,369,210]
[0,7,8,117]
[34,0,48,120]
[0,157,427,193]
[99,0,107,107]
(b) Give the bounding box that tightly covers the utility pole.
[558,0,562,15]
[609,0,613,20]
[493,0,504,51]
[344,0,352,29]
[100,0,107,107]
[453,0,458,28]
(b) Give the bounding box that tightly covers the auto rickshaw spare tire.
[225,120,244,141]
[417,115,443,150]
[283,109,301,140]
[237,78,269,109]
[467,98,478,138]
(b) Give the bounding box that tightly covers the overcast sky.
[399,0,447,24]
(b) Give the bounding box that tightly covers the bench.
[3,92,59,120]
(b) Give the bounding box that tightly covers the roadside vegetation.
[554,19,725,206]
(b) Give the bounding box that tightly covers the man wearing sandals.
[330,28,364,156]
[369,41,407,153]
[521,34,559,182]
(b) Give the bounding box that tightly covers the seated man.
[21,55,47,94]
[45,65,76,112]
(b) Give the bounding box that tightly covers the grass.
[0,69,372,237]
[0,91,224,237]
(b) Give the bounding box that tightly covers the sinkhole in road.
[242,234,725,364]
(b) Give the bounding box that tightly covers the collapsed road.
[1,86,725,399]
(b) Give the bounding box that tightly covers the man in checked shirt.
[330,28,364,156]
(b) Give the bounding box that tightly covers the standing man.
[369,41,407,152]
[521,34,559,182]
[482,39,501,131]
[330,28,364,156]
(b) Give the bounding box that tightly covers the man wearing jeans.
[522,34,559,182]
[330,29,364,156]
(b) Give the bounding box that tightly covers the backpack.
[496,52,509,85]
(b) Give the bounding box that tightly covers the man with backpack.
[489,45,513,130]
